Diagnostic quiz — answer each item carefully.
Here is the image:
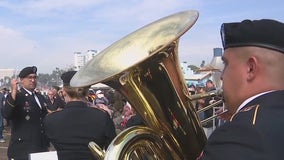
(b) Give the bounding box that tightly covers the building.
[74,52,85,71]
[74,50,99,71]
[186,48,224,88]
[0,68,16,79]
[0,68,17,87]
[86,50,98,62]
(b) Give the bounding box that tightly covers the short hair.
[63,86,90,99]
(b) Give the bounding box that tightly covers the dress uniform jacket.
[3,88,49,160]
[201,90,284,160]
[43,101,116,160]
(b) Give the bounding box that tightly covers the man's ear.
[247,57,258,81]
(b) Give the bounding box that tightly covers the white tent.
[91,83,110,89]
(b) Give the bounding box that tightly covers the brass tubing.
[196,100,223,113]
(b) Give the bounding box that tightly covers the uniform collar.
[236,90,275,113]
[65,101,88,108]
[22,87,34,96]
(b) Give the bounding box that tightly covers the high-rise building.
[86,50,98,63]
[74,52,85,71]
[74,50,99,71]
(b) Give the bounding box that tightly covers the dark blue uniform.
[43,101,116,160]
[201,90,284,160]
[3,88,49,160]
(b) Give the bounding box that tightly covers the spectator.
[58,90,65,102]
[0,88,8,143]
[94,90,109,105]
[202,79,219,138]
[51,85,66,109]
[188,84,196,95]
[45,89,62,113]
[120,102,134,128]
[195,85,206,120]
[125,107,145,128]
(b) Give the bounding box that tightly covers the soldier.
[2,66,49,160]
[200,19,284,160]
[44,71,116,160]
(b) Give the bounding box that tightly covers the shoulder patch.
[230,104,260,125]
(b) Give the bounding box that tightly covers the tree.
[37,67,74,88]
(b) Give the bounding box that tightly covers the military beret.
[61,71,77,86]
[221,19,284,53]
[18,66,37,78]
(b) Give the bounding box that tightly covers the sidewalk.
[0,127,10,160]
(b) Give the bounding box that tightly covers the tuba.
[71,10,208,160]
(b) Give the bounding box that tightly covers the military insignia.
[239,105,258,112]
[24,101,31,110]
[32,66,37,72]
[25,115,30,120]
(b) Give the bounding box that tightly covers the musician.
[200,19,284,160]
[43,71,116,160]
[2,66,49,160]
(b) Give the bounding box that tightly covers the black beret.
[221,19,284,53]
[61,71,77,86]
[18,66,37,78]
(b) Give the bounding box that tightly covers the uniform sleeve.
[2,93,17,119]
[104,114,117,148]
[201,123,269,160]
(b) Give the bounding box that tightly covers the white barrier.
[29,151,58,160]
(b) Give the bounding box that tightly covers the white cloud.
[0,0,283,73]
[0,26,40,68]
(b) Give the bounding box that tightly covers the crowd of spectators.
[187,79,224,138]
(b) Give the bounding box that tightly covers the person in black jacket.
[2,66,49,160]
[200,19,284,160]
[45,88,65,113]
[44,71,116,160]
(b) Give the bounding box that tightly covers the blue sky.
[0,0,283,73]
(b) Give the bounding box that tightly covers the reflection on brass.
[71,10,207,160]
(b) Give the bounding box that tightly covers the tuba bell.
[71,10,207,160]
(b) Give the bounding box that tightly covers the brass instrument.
[70,10,207,160]
[189,89,225,124]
